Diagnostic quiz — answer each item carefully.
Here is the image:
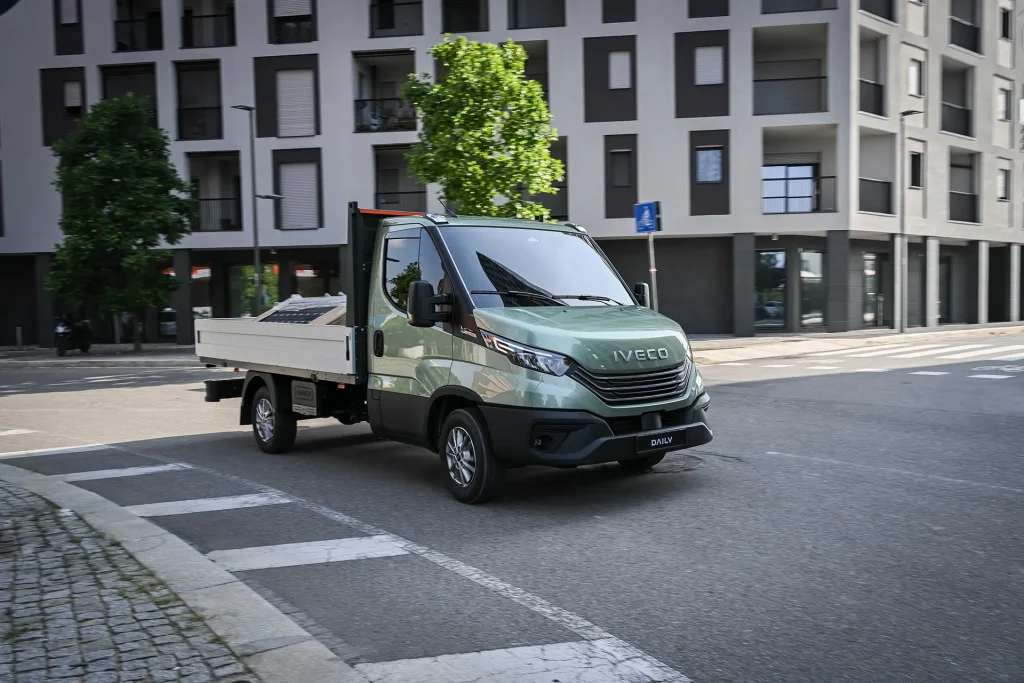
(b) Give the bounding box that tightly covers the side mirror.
[634,282,651,308]
[408,281,452,328]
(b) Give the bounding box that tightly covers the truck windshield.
[438,226,634,309]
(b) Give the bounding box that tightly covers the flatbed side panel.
[194,318,354,377]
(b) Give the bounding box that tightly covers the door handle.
[373,330,384,357]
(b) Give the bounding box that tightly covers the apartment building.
[0,0,1022,346]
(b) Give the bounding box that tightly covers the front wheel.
[252,386,297,454]
[619,453,666,472]
[440,408,504,504]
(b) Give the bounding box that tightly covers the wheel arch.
[240,372,292,425]
[426,386,483,453]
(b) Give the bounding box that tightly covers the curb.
[0,358,203,368]
[0,463,370,683]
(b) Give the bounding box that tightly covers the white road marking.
[848,344,943,358]
[806,366,840,370]
[810,344,913,357]
[761,364,794,368]
[86,378,118,383]
[991,354,1024,361]
[0,429,35,437]
[124,492,290,517]
[891,344,983,359]
[206,536,408,572]
[57,463,191,482]
[909,371,950,376]
[968,374,1013,380]
[938,344,1024,360]
[854,368,889,373]
[355,639,679,683]
[717,362,750,366]
[0,444,110,459]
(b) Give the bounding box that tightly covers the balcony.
[762,0,838,12]
[763,176,837,214]
[194,198,242,232]
[754,77,827,115]
[949,191,978,223]
[949,17,980,53]
[376,191,427,213]
[182,11,235,48]
[115,16,163,52]
[859,178,892,214]
[858,79,884,116]
[375,146,426,213]
[355,99,416,133]
[941,103,972,137]
[860,0,893,21]
[370,1,423,38]
[508,0,565,29]
[178,107,222,141]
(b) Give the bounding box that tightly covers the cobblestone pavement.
[0,482,254,683]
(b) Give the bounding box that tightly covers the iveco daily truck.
[196,203,712,503]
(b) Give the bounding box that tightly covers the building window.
[59,0,79,24]
[0,161,4,237]
[909,152,923,188]
[998,88,1011,121]
[271,0,316,44]
[694,46,724,86]
[609,150,632,187]
[276,68,317,137]
[63,80,83,114]
[383,232,420,311]
[608,51,632,89]
[696,147,723,183]
[279,161,320,229]
[602,0,635,23]
[1000,8,1012,40]
[997,168,1010,201]
[908,59,923,97]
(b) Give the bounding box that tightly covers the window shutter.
[908,60,922,96]
[60,0,78,24]
[276,69,316,137]
[280,162,319,230]
[763,153,820,166]
[997,169,1009,199]
[694,46,724,86]
[608,51,631,90]
[274,0,312,17]
[63,81,82,108]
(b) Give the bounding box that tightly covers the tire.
[80,343,90,354]
[439,408,504,504]
[619,453,666,472]
[56,340,67,357]
[251,386,297,454]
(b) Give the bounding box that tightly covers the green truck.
[197,204,712,503]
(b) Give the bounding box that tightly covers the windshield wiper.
[471,290,565,306]
[551,294,623,306]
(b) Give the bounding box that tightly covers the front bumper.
[478,395,712,466]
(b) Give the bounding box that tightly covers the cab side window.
[383,232,420,312]
[419,231,448,296]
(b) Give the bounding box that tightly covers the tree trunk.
[133,311,143,353]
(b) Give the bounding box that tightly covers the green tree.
[47,94,195,351]
[389,262,422,310]
[402,36,564,221]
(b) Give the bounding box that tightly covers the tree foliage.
[47,94,195,333]
[402,36,564,220]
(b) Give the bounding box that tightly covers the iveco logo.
[613,348,670,362]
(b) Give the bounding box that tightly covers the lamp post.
[898,109,923,333]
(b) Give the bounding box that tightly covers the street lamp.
[232,104,272,317]
[898,109,923,333]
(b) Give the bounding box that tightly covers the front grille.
[570,359,691,406]
[606,406,690,436]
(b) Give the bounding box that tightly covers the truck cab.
[198,205,711,503]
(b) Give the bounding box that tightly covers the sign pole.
[647,232,659,312]
[634,200,662,312]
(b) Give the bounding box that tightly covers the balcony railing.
[193,198,242,232]
[355,99,416,133]
[949,17,981,53]
[949,191,979,223]
[375,191,427,213]
[859,178,893,214]
[858,79,884,116]
[178,107,222,140]
[182,13,235,48]
[762,176,837,214]
[370,1,423,37]
[860,0,893,21]
[941,102,972,137]
[753,77,827,115]
[114,17,163,52]
[762,0,838,12]
[272,15,315,44]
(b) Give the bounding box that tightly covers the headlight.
[480,330,572,376]
[681,333,692,358]
[694,368,704,395]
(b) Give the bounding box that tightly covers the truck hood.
[473,306,690,373]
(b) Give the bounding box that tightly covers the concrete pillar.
[172,250,194,345]
[279,261,297,300]
[785,244,801,333]
[1010,244,1021,323]
[733,233,755,337]
[826,231,850,333]
[890,234,903,331]
[976,241,989,324]
[210,264,229,318]
[34,254,55,348]
[925,237,940,327]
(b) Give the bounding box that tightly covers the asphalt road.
[1,334,1023,683]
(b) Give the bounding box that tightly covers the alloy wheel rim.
[255,398,275,442]
[445,427,476,487]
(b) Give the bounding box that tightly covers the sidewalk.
[0,345,200,369]
[0,481,253,683]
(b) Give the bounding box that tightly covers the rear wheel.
[619,453,666,472]
[440,408,504,504]
[252,386,297,454]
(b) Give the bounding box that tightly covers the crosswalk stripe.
[0,429,35,437]
[909,371,950,376]
[938,344,1024,360]
[810,344,913,357]
[124,492,290,517]
[806,366,840,370]
[854,368,889,373]
[0,444,110,459]
[891,344,985,359]
[58,463,191,482]
[761,364,793,368]
[991,354,1024,361]
[848,344,943,358]
[354,638,684,683]
[206,536,408,572]
[968,374,1013,380]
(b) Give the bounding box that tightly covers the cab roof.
[381,214,584,233]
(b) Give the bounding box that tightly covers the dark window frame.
[997,168,1011,201]
[608,149,633,188]
[602,0,635,23]
[909,151,923,188]
[53,0,84,55]
[688,0,729,19]
[254,54,321,138]
[267,0,318,44]
[174,59,223,141]
[381,229,421,312]
[997,87,1012,121]
[604,134,637,218]
[508,0,566,30]
[695,146,725,184]
[272,147,323,231]
[1000,8,1012,41]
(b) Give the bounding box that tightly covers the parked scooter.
[55,315,92,357]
